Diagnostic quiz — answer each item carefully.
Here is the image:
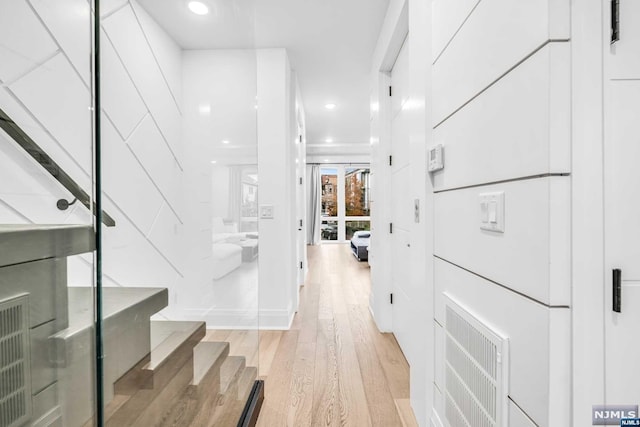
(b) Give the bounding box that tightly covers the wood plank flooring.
[256,244,418,427]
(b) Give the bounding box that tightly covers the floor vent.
[443,294,508,427]
[0,295,31,427]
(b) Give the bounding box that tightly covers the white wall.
[371,0,573,426]
[0,1,184,298]
[430,0,571,425]
[257,49,299,329]
[181,48,300,329]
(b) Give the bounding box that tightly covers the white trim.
[178,307,295,330]
[570,1,605,426]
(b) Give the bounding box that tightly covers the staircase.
[0,225,257,427]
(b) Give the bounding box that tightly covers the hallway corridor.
[256,244,418,426]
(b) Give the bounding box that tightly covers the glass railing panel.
[98,0,260,424]
[0,1,97,426]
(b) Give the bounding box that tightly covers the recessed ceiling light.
[324,159,330,162]
[325,138,333,143]
[211,160,217,164]
[325,103,336,110]
[222,140,230,144]
[198,104,211,115]
[188,1,209,15]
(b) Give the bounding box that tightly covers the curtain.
[306,165,321,244]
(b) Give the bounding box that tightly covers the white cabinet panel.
[102,31,147,139]
[432,0,479,62]
[433,0,569,125]
[435,258,570,427]
[103,5,182,166]
[434,177,570,306]
[9,53,93,171]
[30,0,92,85]
[433,43,570,191]
[102,117,163,235]
[127,115,181,216]
[0,0,57,83]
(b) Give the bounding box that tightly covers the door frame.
[368,0,408,333]
[571,1,606,426]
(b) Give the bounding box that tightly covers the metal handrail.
[0,106,115,227]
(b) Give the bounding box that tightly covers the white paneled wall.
[430,0,572,426]
[372,0,573,425]
[0,1,184,305]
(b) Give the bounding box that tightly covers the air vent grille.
[444,294,508,427]
[0,296,31,427]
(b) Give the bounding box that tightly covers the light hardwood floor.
[254,244,418,427]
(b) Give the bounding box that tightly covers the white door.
[296,135,305,287]
[390,37,412,351]
[604,0,640,408]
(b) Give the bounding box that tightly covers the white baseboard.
[168,307,295,330]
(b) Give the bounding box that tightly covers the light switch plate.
[428,144,444,172]
[479,192,505,232]
[260,204,274,219]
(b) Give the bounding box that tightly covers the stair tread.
[55,287,168,339]
[192,341,229,386]
[238,366,258,400]
[220,356,245,393]
[148,320,206,370]
[0,224,94,267]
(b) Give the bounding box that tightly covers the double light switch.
[479,191,505,233]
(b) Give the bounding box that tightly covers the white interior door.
[296,135,305,287]
[604,0,640,407]
[390,37,412,351]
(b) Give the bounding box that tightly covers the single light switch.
[489,201,498,223]
[481,201,489,222]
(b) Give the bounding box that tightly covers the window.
[319,165,371,243]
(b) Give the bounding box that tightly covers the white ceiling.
[136,0,390,157]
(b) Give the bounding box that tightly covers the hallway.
[256,244,418,426]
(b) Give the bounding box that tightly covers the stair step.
[157,342,230,427]
[148,320,206,370]
[192,341,229,387]
[220,356,246,395]
[0,224,94,267]
[108,321,205,427]
[53,287,168,427]
[237,366,258,401]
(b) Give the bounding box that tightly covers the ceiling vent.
[0,295,31,427]
[444,294,509,427]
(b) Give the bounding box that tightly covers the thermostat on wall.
[428,144,444,172]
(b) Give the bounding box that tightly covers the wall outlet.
[479,192,505,232]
